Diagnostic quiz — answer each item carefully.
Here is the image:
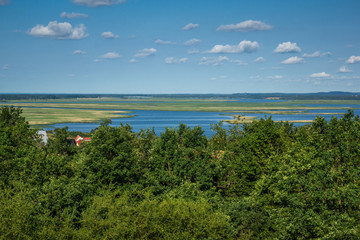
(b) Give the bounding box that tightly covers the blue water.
[44,110,234,137]
[43,108,360,137]
[17,98,354,138]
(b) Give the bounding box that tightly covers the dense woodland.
[1,105,360,239]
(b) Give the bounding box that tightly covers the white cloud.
[199,56,248,66]
[267,75,283,79]
[155,39,176,45]
[60,12,88,18]
[310,72,332,78]
[72,0,125,7]
[188,49,200,54]
[302,51,331,58]
[281,56,304,64]
[165,57,188,64]
[219,75,227,79]
[178,58,188,63]
[165,57,175,64]
[102,31,119,39]
[2,64,9,70]
[274,42,301,53]
[249,75,262,80]
[346,56,360,64]
[217,20,273,32]
[184,38,201,46]
[134,48,156,58]
[129,58,137,63]
[208,40,259,54]
[93,59,101,62]
[73,50,86,55]
[338,66,352,73]
[254,57,265,63]
[200,56,229,66]
[100,52,120,59]
[210,77,217,81]
[28,21,88,39]
[0,0,10,5]
[182,23,199,31]
[231,60,248,66]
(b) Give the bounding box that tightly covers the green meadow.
[20,108,132,125]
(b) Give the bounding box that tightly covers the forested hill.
[1,105,360,239]
[0,91,360,100]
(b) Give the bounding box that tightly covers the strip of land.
[21,108,132,125]
[2,97,359,127]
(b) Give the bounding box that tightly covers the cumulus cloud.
[274,42,301,53]
[208,40,259,54]
[134,48,156,58]
[72,0,125,7]
[200,56,229,66]
[0,0,10,5]
[165,57,188,64]
[184,38,201,46]
[346,56,360,64]
[310,72,332,78]
[281,56,304,64]
[254,57,265,63]
[129,58,137,63]
[28,21,88,39]
[182,23,199,30]
[155,39,176,45]
[338,66,352,73]
[217,20,273,32]
[102,31,119,39]
[73,50,86,55]
[100,52,120,59]
[302,51,331,58]
[60,12,88,18]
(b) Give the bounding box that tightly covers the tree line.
[1,105,360,239]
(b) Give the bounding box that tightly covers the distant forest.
[1,105,360,239]
[1,91,360,101]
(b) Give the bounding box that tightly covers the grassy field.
[20,108,132,125]
[3,99,359,112]
[2,97,360,127]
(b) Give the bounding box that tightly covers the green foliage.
[79,189,234,239]
[0,106,37,185]
[81,123,139,187]
[1,105,360,239]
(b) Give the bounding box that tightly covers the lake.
[44,107,360,138]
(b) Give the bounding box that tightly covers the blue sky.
[0,0,359,94]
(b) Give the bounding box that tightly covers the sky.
[0,0,360,94]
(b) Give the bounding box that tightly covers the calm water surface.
[44,108,360,137]
[44,110,234,137]
[24,98,358,137]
